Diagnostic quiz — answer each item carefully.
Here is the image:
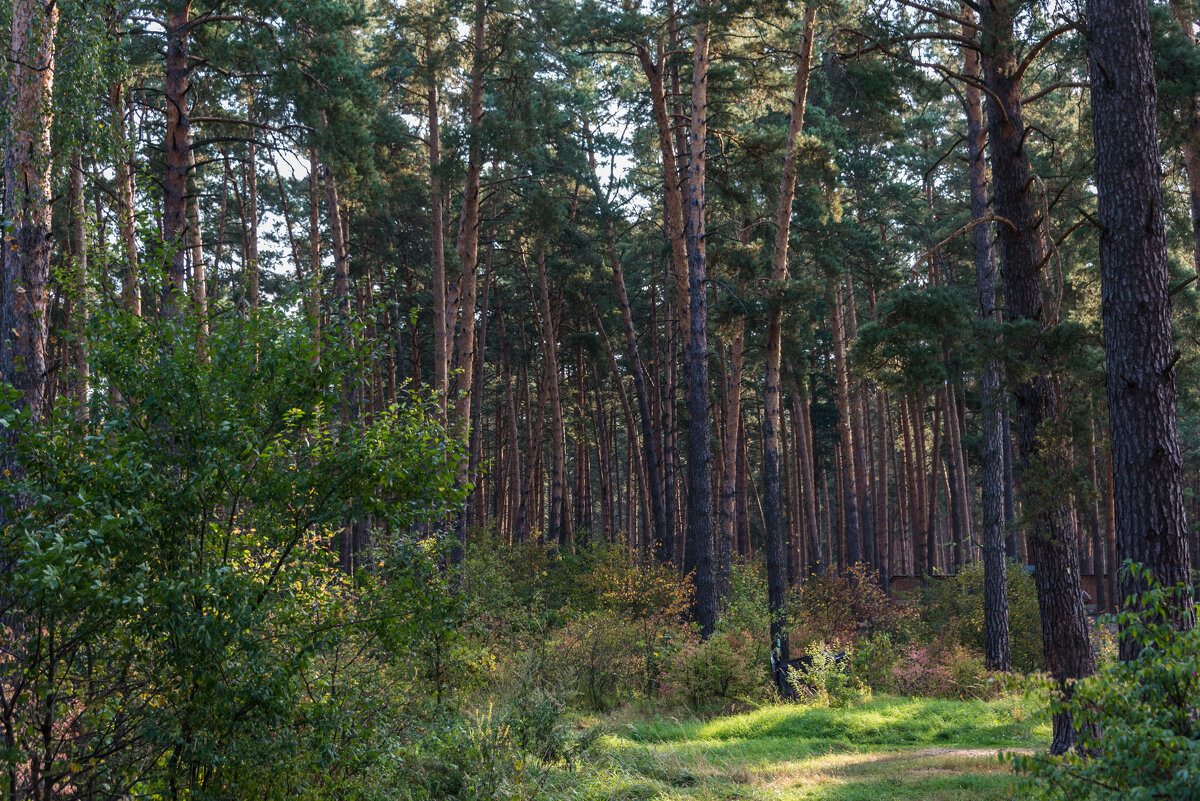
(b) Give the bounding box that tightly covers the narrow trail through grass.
[552,695,1049,800]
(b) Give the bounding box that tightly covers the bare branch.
[910,214,1019,272]
[1015,23,1077,82]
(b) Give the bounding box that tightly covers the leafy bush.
[396,699,596,801]
[0,311,467,800]
[787,641,870,708]
[791,564,912,648]
[718,559,771,639]
[588,558,695,701]
[553,612,640,711]
[1014,567,1200,800]
[668,629,768,711]
[919,560,1044,673]
[849,632,901,691]
[883,642,997,700]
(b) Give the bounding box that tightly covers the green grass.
[548,695,1050,800]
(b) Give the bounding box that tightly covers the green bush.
[0,310,468,800]
[788,641,870,708]
[791,565,913,648]
[1014,567,1200,800]
[395,688,597,801]
[920,560,1044,672]
[668,629,768,711]
[553,612,640,711]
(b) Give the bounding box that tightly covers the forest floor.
[550,695,1050,800]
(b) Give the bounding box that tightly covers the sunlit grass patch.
[554,695,1047,800]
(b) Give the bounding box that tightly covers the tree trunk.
[1087,414,1108,614]
[830,278,862,567]
[964,8,1011,669]
[187,148,208,346]
[720,314,745,591]
[308,150,322,360]
[70,156,89,422]
[111,81,141,316]
[535,250,567,546]
[1169,2,1200,274]
[244,136,259,309]
[467,237,494,531]
[636,42,691,343]
[451,0,487,475]
[982,0,1094,752]
[427,38,449,416]
[790,366,821,574]
[608,228,671,562]
[683,5,717,637]
[1,0,59,477]
[763,5,816,662]
[162,0,193,316]
[844,275,875,571]
[1087,0,1194,651]
[323,164,356,428]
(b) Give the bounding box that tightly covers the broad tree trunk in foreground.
[1087,0,1193,655]
[1,0,59,477]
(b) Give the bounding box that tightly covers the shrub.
[0,311,468,800]
[791,564,912,648]
[1014,567,1200,800]
[553,612,640,711]
[849,632,901,692]
[886,642,997,700]
[396,698,596,801]
[919,560,1044,672]
[589,559,695,700]
[718,559,771,639]
[788,641,870,708]
[668,629,768,711]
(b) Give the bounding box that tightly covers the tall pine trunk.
[162,0,192,315]
[763,5,816,664]
[683,4,717,637]
[981,0,1094,752]
[964,10,1010,669]
[1087,0,1194,652]
[1,0,59,477]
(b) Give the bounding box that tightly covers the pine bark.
[763,6,816,660]
[70,157,89,421]
[111,81,141,316]
[683,5,718,637]
[1170,2,1200,274]
[535,250,567,546]
[982,0,1094,752]
[244,136,259,309]
[427,39,449,416]
[608,228,671,561]
[964,10,1010,669]
[162,0,193,315]
[830,277,861,568]
[1,0,59,476]
[1087,0,1194,651]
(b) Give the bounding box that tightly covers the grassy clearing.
[549,695,1049,800]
